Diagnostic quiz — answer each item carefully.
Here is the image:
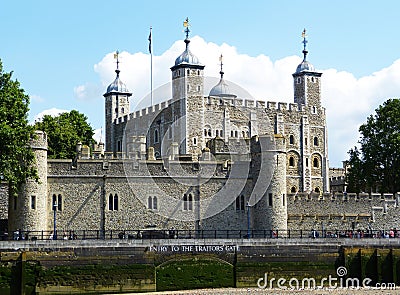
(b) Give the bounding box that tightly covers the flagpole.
[149,26,153,106]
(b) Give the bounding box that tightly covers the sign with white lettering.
[148,245,239,253]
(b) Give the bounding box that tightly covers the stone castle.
[1,24,399,236]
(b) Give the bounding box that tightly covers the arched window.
[289,135,294,145]
[187,69,190,75]
[313,158,319,168]
[193,137,197,145]
[235,131,238,137]
[154,129,159,143]
[289,157,295,167]
[216,130,219,137]
[313,137,319,146]
[231,131,234,137]
[291,186,297,193]
[220,130,223,137]
[315,187,320,193]
[121,107,124,114]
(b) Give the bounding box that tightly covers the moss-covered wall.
[1,244,399,294]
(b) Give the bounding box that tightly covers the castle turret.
[265,134,287,231]
[8,131,48,233]
[252,134,287,231]
[292,29,322,108]
[104,50,132,152]
[170,18,205,156]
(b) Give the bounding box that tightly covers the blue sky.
[2,1,400,167]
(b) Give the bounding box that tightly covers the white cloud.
[76,35,400,167]
[32,108,69,124]
[74,82,104,101]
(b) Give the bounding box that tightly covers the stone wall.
[287,192,400,232]
[0,183,8,221]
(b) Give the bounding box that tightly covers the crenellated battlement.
[289,192,400,202]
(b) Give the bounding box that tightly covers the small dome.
[175,46,201,66]
[295,60,315,73]
[209,78,236,98]
[106,74,130,94]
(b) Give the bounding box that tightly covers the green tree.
[346,98,400,193]
[0,59,37,196]
[35,110,95,159]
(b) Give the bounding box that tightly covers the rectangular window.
[52,194,62,211]
[108,194,119,211]
[153,196,157,210]
[183,194,188,210]
[283,194,285,206]
[269,193,273,207]
[188,196,193,211]
[31,195,36,210]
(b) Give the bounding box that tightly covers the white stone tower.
[170,18,205,156]
[8,131,48,233]
[292,29,329,192]
[104,51,132,153]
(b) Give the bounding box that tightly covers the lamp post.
[53,199,57,240]
[246,201,251,239]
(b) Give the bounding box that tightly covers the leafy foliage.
[34,110,94,159]
[0,59,36,195]
[347,99,400,193]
